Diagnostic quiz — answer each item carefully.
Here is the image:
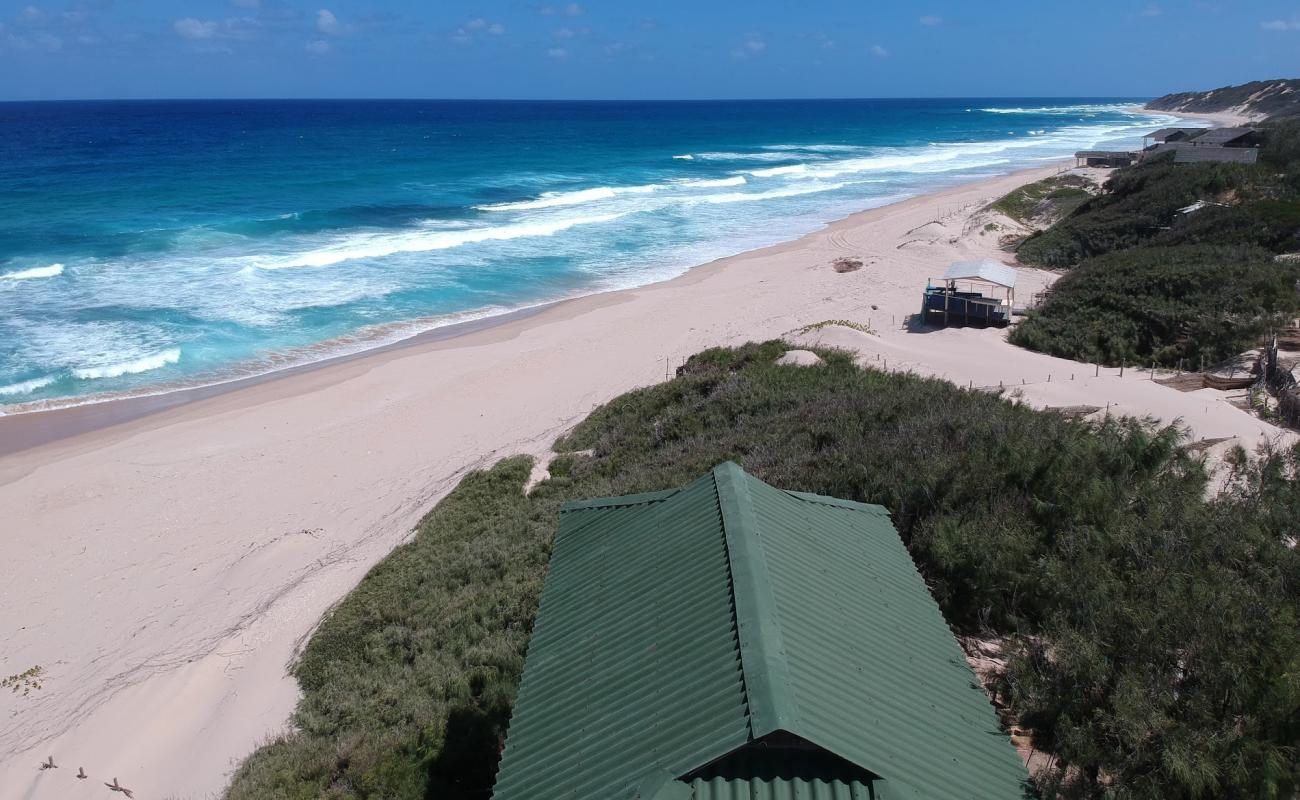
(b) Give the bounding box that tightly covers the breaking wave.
[3,263,64,280]
[0,375,57,396]
[72,348,182,380]
[247,212,629,270]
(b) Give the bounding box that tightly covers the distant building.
[1143,127,1207,147]
[1186,127,1261,148]
[1075,150,1137,167]
[1145,141,1259,164]
[491,462,1030,800]
[1136,126,1262,165]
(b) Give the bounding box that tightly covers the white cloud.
[317,9,339,35]
[731,31,766,59]
[454,18,504,42]
[919,14,943,26]
[541,3,583,16]
[1140,4,1163,17]
[870,44,888,58]
[305,38,331,54]
[175,18,219,39]
[1261,18,1300,30]
[547,46,568,58]
[17,6,45,25]
[554,26,588,38]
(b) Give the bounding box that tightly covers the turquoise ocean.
[0,98,1180,409]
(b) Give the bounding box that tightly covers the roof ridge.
[712,461,798,738]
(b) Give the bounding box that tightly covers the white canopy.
[943,259,1017,289]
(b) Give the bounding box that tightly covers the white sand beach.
[2,163,1291,799]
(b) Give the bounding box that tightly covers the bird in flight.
[39,756,57,770]
[105,777,135,798]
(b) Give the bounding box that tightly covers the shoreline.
[4,136,1290,800]
[0,169,1021,456]
[0,106,1186,444]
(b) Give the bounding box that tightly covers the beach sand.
[2,162,1291,799]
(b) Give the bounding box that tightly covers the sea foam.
[694,182,847,204]
[72,348,182,380]
[674,176,747,188]
[977,103,1134,115]
[251,212,629,270]
[3,263,64,280]
[477,186,631,212]
[0,375,57,396]
[747,164,810,177]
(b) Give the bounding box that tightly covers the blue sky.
[0,0,1297,100]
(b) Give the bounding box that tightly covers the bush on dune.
[1015,160,1276,268]
[1009,244,1300,367]
[225,343,1300,800]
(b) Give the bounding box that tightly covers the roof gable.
[492,463,1029,800]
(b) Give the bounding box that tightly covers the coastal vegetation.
[1,665,44,697]
[989,173,1094,228]
[225,343,1300,800]
[1008,245,1298,367]
[1011,119,1300,367]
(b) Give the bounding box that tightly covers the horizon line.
[0,94,1153,105]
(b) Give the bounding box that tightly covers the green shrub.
[991,174,1093,225]
[1010,245,1300,367]
[1015,161,1276,267]
[227,343,1300,800]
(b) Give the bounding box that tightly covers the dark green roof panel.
[492,471,752,799]
[492,463,1028,800]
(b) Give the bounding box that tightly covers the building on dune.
[1077,126,1261,168]
[491,462,1030,800]
[1142,127,1206,146]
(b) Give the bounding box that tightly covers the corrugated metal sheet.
[1173,146,1259,164]
[1145,126,1206,142]
[1187,126,1256,145]
[492,471,752,800]
[491,463,1029,800]
[942,259,1018,289]
[688,776,873,800]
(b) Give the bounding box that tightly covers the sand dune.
[1,162,1290,799]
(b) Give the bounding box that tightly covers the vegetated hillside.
[1009,245,1300,367]
[1146,78,1300,120]
[1017,120,1300,269]
[224,343,1300,800]
[1010,119,1300,368]
[989,173,1096,229]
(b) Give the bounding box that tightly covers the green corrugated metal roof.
[492,463,1029,800]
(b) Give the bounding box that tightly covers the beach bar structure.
[491,462,1029,800]
[921,259,1018,328]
